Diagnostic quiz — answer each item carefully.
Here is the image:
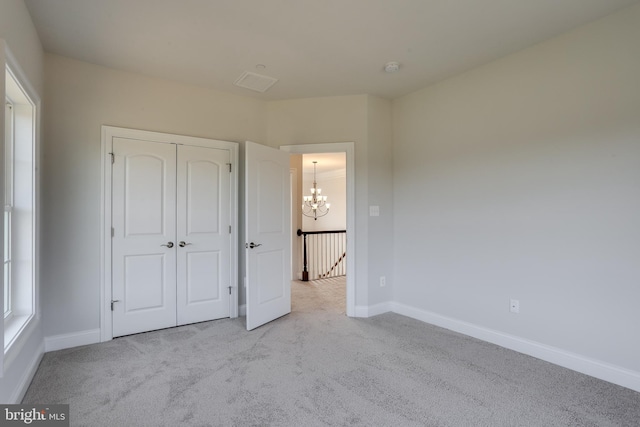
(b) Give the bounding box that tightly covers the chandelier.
[302,161,330,220]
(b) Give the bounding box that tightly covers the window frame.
[4,98,13,321]
[2,51,39,365]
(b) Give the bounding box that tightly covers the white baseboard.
[9,340,44,404]
[390,302,640,393]
[368,301,393,317]
[44,329,101,352]
[354,302,392,318]
[354,305,369,317]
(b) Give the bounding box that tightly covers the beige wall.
[366,95,393,305]
[302,170,346,232]
[392,3,640,374]
[267,94,394,308]
[268,95,370,306]
[6,0,637,400]
[41,54,268,337]
[0,0,43,95]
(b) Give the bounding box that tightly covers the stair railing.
[297,229,347,281]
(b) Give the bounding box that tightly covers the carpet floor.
[23,277,639,426]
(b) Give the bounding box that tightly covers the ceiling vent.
[234,71,278,93]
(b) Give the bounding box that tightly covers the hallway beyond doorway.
[291,277,346,314]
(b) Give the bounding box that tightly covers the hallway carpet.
[23,278,639,426]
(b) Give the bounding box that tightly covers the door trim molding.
[280,142,355,317]
[100,126,239,342]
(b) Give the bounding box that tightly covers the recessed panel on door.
[187,160,220,234]
[177,145,230,325]
[257,160,285,234]
[124,254,165,311]
[256,250,285,304]
[187,251,221,303]
[125,155,165,236]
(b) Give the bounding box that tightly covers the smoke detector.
[234,71,278,93]
[384,61,400,73]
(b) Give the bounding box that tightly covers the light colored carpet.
[24,277,639,426]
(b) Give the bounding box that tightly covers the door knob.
[161,242,174,248]
[246,242,262,249]
[179,241,192,247]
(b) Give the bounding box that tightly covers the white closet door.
[112,138,177,337]
[176,145,231,325]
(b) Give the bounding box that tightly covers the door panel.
[177,145,230,325]
[112,138,177,337]
[256,250,285,303]
[186,251,220,302]
[257,160,285,234]
[124,254,166,310]
[186,160,220,234]
[124,155,166,236]
[245,141,291,330]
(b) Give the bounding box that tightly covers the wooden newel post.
[297,229,309,281]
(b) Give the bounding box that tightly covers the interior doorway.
[291,153,347,312]
[280,142,355,316]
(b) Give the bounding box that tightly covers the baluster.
[333,233,336,278]
[341,232,344,276]
[297,230,347,281]
[302,232,308,281]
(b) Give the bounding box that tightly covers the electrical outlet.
[510,299,520,313]
[379,276,386,287]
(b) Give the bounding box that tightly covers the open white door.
[245,141,291,330]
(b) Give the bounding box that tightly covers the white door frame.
[280,142,355,317]
[290,167,298,280]
[100,126,239,342]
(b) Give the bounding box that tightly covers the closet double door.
[111,138,231,337]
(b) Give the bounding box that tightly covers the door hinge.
[111,227,114,237]
[229,225,231,234]
[227,163,232,173]
[228,286,232,295]
[109,152,114,164]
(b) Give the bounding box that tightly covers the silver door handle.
[161,242,174,248]
[179,241,192,247]
[246,242,262,249]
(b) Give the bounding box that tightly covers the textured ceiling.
[25,0,639,100]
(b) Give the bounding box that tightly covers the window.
[4,100,13,320]
[3,63,36,353]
